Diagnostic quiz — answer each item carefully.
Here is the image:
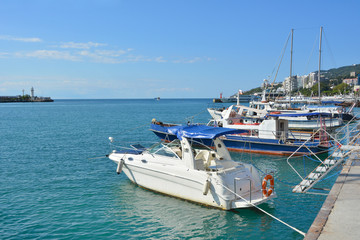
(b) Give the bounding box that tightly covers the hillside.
[242,63,360,95]
[322,64,360,79]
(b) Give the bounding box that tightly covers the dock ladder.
[288,118,360,194]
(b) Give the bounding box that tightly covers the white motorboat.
[209,104,343,131]
[108,125,276,210]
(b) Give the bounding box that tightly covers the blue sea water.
[0,99,344,239]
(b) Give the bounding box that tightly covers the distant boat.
[155,97,160,100]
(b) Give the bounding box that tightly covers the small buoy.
[203,179,211,195]
[116,160,124,174]
[109,137,114,142]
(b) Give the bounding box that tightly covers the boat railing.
[291,129,360,194]
[229,128,320,144]
[109,138,157,152]
[287,122,357,182]
[284,130,312,142]
[286,128,329,180]
[334,112,360,144]
[270,129,319,143]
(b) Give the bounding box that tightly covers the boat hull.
[109,154,272,210]
[150,124,328,156]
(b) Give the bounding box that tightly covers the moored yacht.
[210,103,343,131]
[108,125,276,210]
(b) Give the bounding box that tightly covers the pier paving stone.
[306,155,360,240]
[318,165,360,240]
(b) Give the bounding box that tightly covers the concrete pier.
[305,153,360,239]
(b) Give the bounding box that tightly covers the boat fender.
[116,159,124,174]
[203,179,211,195]
[262,174,274,197]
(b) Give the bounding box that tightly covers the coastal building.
[301,72,326,89]
[308,72,317,88]
[297,75,308,89]
[343,78,358,85]
[283,76,297,92]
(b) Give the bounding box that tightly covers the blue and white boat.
[150,118,329,156]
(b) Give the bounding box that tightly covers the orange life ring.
[262,174,274,197]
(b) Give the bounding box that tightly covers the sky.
[0,0,359,99]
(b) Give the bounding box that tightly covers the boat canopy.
[166,125,246,140]
[321,100,343,104]
[268,112,334,117]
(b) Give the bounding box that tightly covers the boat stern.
[230,190,276,209]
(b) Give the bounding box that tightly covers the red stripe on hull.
[227,147,311,156]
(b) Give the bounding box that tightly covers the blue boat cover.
[320,101,343,104]
[165,125,246,140]
[268,112,333,117]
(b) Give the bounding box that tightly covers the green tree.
[333,83,351,94]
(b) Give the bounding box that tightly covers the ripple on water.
[1,99,350,240]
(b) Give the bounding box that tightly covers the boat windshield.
[148,140,181,159]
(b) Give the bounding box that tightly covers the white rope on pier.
[215,180,306,237]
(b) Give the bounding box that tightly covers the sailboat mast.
[289,29,294,105]
[318,26,323,103]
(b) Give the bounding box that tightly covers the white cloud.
[0,35,42,42]
[78,50,120,63]
[59,41,107,49]
[0,52,10,58]
[154,56,167,63]
[94,49,127,57]
[16,50,80,61]
[77,50,167,64]
[0,36,213,65]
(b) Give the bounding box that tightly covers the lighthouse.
[31,87,34,101]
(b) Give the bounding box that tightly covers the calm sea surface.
[0,99,349,239]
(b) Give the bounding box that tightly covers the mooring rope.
[87,156,107,160]
[119,122,151,134]
[214,179,306,236]
[185,108,208,123]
